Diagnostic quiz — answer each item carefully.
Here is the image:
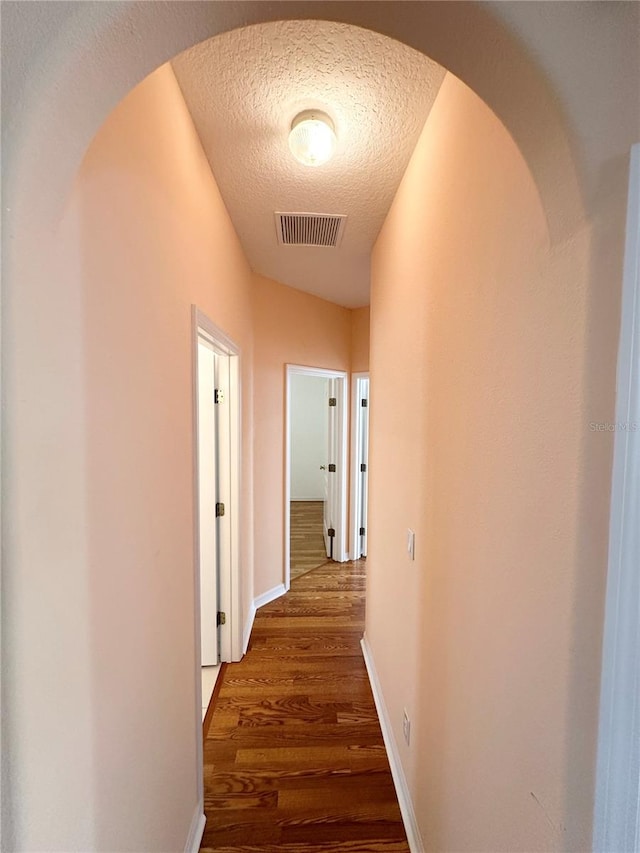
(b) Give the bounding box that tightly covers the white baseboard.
[242,584,287,654]
[361,635,424,853]
[254,582,286,610]
[243,602,256,654]
[184,808,205,853]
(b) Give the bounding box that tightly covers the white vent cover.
[275,212,347,247]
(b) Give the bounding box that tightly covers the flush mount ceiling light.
[288,110,337,167]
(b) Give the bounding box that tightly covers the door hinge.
[361,398,368,407]
[217,611,226,626]
[359,527,366,536]
[328,463,336,472]
[214,389,224,404]
[360,463,367,472]
[216,502,225,517]
[328,527,335,538]
[329,397,337,407]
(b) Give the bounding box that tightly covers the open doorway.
[192,308,243,726]
[196,331,223,720]
[284,365,348,589]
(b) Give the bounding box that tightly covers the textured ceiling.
[172,21,445,307]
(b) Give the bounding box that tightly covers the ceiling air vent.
[275,212,347,248]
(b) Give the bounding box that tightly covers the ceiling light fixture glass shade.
[288,110,337,167]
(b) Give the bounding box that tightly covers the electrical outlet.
[407,529,415,560]
[403,709,411,745]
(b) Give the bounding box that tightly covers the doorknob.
[320,465,326,470]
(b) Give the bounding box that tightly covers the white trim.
[243,602,256,654]
[242,584,287,653]
[337,375,349,563]
[350,373,370,560]
[192,306,243,663]
[190,317,205,816]
[284,365,349,590]
[190,306,243,830]
[254,582,287,611]
[184,809,206,853]
[361,635,424,853]
[594,143,640,853]
[193,308,240,355]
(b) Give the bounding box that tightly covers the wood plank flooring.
[290,501,328,580]
[201,559,409,852]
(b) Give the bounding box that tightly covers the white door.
[323,378,339,559]
[358,379,370,558]
[214,350,232,661]
[197,338,219,666]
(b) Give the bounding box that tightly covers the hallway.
[289,501,327,580]
[201,560,408,851]
[5,5,638,850]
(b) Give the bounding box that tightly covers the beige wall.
[1,54,365,846]
[81,63,258,850]
[368,71,617,852]
[350,306,370,373]
[3,63,256,850]
[252,275,352,594]
[80,66,260,851]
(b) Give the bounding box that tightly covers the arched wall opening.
[2,1,591,238]
[3,4,637,852]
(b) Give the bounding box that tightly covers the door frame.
[284,365,349,590]
[196,335,221,667]
[350,372,370,560]
[593,143,640,852]
[191,306,243,819]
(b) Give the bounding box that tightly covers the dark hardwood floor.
[290,501,328,579]
[200,559,409,852]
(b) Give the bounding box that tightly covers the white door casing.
[193,307,243,664]
[350,374,370,560]
[322,381,330,555]
[285,365,349,590]
[358,378,370,558]
[324,377,339,559]
[191,306,243,828]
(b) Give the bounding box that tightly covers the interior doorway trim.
[593,143,640,852]
[350,372,370,560]
[284,365,349,590]
[191,306,243,825]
